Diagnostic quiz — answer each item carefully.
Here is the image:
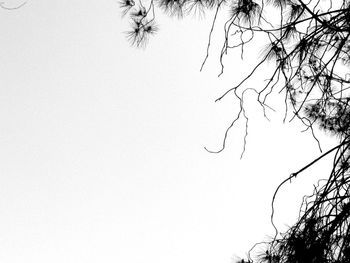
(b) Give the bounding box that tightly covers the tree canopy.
[122,0,350,262]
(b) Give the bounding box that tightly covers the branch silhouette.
[122,0,350,261]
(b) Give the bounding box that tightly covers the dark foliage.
[122,0,350,262]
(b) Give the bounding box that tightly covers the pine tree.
[122,0,350,261]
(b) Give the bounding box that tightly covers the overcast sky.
[0,1,337,263]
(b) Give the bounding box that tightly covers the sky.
[0,1,338,263]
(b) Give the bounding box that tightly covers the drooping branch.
[122,0,350,261]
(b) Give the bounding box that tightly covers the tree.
[121,0,350,262]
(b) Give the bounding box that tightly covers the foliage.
[122,0,350,262]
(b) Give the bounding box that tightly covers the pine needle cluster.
[122,0,350,261]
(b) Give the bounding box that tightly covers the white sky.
[0,1,338,263]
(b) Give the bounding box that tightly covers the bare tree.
[122,0,350,262]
